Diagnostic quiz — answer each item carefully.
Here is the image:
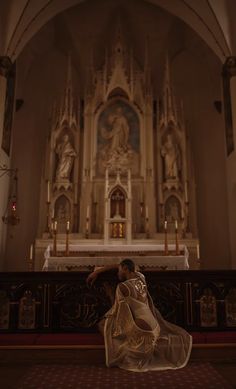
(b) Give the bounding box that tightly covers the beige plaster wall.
[172,48,230,269]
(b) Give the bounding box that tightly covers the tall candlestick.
[47,181,50,203]
[86,205,90,219]
[66,224,69,256]
[146,206,149,219]
[53,224,57,256]
[175,225,180,256]
[164,225,168,256]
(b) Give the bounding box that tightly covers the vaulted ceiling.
[0,0,234,63]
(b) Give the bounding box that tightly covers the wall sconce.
[1,165,20,226]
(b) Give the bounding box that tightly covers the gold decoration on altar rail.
[18,290,36,329]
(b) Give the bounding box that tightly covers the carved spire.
[60,54,77,127]
[114,15,124,54]
[160,54,178,127]
[51,54,78,132]
[86,40,95,99]
[144,35,151,96]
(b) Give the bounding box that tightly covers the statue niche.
[165,195,182,231]
[54,195,71,233]
[55,130,76,185]
[97,99,140,175]
[161,129,181,182]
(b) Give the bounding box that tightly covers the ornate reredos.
[85,19,152,177]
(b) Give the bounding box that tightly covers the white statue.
[161,133,181,181]
[55,134,76,182]
[101,107,129,153]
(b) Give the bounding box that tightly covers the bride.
[87,259,192,372]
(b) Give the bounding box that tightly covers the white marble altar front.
[42,243,189,271]
[35,237,199,271]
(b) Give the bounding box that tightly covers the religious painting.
[97,99,140,175]
[1,62,16,156]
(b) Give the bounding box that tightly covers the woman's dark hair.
[120,258,135,272]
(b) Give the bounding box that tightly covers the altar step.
[0,333,235,364]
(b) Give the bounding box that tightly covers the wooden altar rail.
[0,270,236,333]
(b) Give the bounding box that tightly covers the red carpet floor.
[18,362,233,389]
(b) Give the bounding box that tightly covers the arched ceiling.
[0,0,233,63]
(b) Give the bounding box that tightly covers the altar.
[33,28,201,273]
[42,244,189,271]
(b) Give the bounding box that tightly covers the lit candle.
[54,221,57,231]
[164,220,167,230]
[197,244,200,259]
[47,181,50,203]
[86,205,90,219]
[66,221,70,232]
[175,220,178,230]
[146,206,148,219]
[30,244,33,260]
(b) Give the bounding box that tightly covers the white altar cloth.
[42,244,189,271]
